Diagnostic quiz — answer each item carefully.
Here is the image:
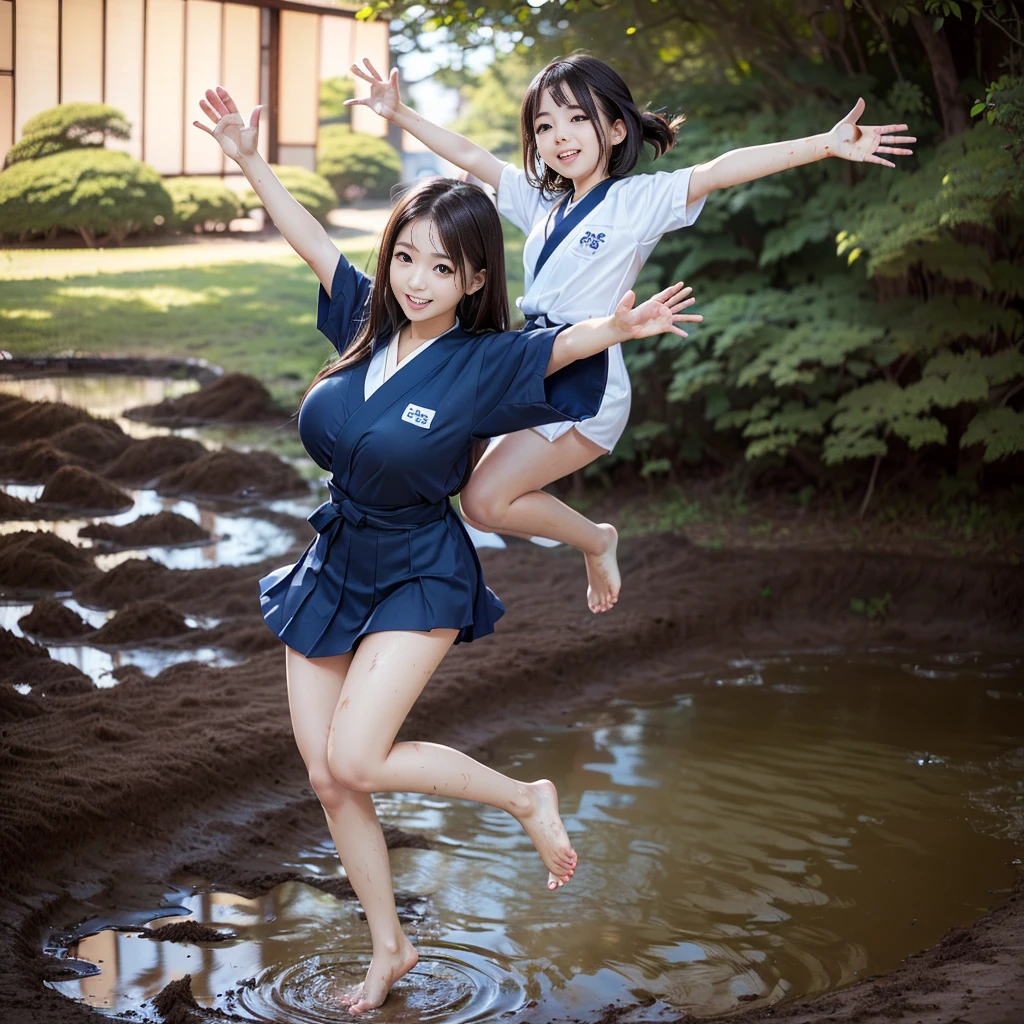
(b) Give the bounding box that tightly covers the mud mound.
[49,421,130,462]
[137,921,232,943]
[0,440,72,483]
[0,531,96,592]
[159,448,306,500]
[39,465,133,512]
[73,557,171,609]
[103,435,208,484]
[128,373,286,426]
[152,974,204,1024]
[0,627,92,693]
[18,600,92,639]
[80,511,211,548]
[0,395,93,442]
[0,491,37,520]
[91,600,191,644]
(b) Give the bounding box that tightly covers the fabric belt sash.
[307,490,449,574]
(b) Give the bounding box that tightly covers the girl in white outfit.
[348,53,915,613]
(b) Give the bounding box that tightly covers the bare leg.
[460,427,620,613]
[328,631,577,890]
[286,647,418,1015]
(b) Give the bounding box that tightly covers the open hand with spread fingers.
[345,58,401,121]
[612,283,702,340]
[193,85,261,163]
[828,98,916,168]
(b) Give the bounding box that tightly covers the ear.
[610,118,628,146]
[464,267,487,296]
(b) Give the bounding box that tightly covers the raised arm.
[546,283,701,376]
[688,98,916,204]
[346,60,505,192]
[193,86,340,292]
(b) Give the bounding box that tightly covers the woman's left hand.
[612,283,702,339]
[828,98,916,168]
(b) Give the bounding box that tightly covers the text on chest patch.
[402,403,436,429]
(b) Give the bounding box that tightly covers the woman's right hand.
[193,86,261,163]
[345,59,401,120]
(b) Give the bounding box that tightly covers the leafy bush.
[4,102,131,168]
[317,124,401,201]
[320,76,354,126]
[165,177,243,232]
[0,148,172,246]
[240,164,338,224]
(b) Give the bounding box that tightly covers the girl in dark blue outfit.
[195,85,696,1015]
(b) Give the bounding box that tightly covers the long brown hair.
[307,177,510,394]
[521,53,685,198]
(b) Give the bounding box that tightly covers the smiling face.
[389,216,486,338]
[532,86,626,191]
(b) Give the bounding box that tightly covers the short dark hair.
[520,53,685,197]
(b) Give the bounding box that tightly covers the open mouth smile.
[406,295,431,310]
[557,149,581,164]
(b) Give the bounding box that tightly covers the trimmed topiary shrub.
[4,102,131,168]
[164,177,243,233]
[317,124,401,202]
[240,164,338,224]
[0,148,172,246]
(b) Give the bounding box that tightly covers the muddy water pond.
[44,650,1024,1022]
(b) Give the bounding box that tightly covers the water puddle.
[0,486,295,570]
[0,375,200,440]
[43,650,1024,1020]
[1,597,237,689]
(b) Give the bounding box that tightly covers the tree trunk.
[912,15,971,138]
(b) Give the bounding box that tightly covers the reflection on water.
[0,376,199,440]
[0,488,294,570]
[45,651,1024,1020]
[1,598,237,688]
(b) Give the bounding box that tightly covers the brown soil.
[1,538,1022,1024]
[0,531,97,593]
[0,395,94,443]
[136,921,232,943]
[0,491,38,520]
[18,601,92,640]
[79,511,210,548]
[89,600,191,644]
[38,466,133,512]
[0,440,73,483]
[47,422,130,463]
[127,373,287,426]
[0,627,92,694]
[102,436,208,484]
[158,448,307,501]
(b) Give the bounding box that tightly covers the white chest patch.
[402,403,436,429]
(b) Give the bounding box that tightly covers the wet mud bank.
[1,534,1023,1024]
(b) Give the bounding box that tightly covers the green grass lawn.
[0,230,528,409]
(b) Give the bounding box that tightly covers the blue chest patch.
[578,230,607,253]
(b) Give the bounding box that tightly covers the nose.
[407,262,428,291]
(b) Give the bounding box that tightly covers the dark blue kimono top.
[259,252,605,657]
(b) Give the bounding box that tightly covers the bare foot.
[513,779,578,890]
[339,938,418,1015]
[585,523,620,613]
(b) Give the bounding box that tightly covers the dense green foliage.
[4,102,131,167]
[240,164,339,223]
[0,148,172,246]
[164,177,243,233]
[317,124,402,201]
[374,0,1024,506]
[320,77,355,126]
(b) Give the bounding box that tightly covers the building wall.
[0,0,389,172]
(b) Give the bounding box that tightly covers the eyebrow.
[395,240,451,260]
[535,105,584,119]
